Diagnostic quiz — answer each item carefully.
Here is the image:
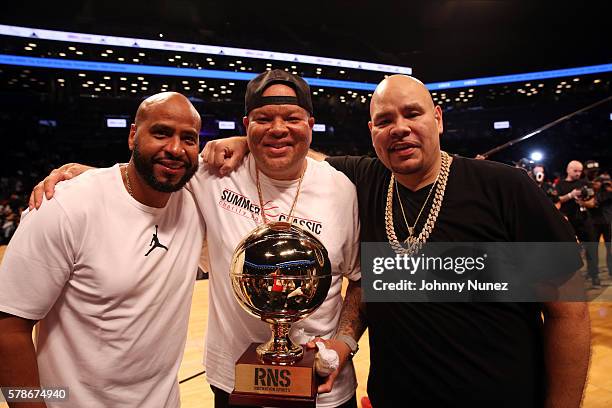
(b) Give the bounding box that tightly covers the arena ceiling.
[1,1,610,82]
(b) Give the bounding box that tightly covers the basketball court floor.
[1,246,611,407]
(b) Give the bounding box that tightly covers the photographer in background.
[591,174,612,276]
[584,160,600,182]
[556,160,601,287]
[532,164,560,207]
[515,159,560,207]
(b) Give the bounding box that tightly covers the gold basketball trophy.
[229,221,332,408]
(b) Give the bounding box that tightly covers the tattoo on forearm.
[337,280,367,340]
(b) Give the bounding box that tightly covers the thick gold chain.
[255,161,307,225]
[385,151,452,255]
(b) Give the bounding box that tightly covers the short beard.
[132,141,198,193]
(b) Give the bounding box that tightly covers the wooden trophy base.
[229,343,318,408]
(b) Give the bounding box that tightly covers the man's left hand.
[305,337,352,394]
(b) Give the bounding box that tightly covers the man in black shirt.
[320,75,589,408]
[592,175,612,276]
[556,160,600,287]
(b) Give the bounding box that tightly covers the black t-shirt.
[327,155,581,408]
[555,179,590,223]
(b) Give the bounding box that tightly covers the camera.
[579,185,595,200]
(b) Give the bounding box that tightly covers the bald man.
[203,74,591,407]
[0,92,204,407]
[556,160,600,287]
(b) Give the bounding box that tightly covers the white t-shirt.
[0,165,204,408]
[187,155,361,407]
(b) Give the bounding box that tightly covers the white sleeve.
[342,187,361,282]
[0,198,75,320]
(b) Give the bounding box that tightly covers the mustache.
[153,152,193,168]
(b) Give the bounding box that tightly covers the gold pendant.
[408,226,415,236]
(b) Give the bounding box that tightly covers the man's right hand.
[201,136,249,176]
[28,163,94,210]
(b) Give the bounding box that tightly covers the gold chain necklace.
[395,174,438,237]
[255,162,307,225]
[385,151,452,255]
[124,164,133,197]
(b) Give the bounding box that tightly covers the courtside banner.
[361,242,605,302]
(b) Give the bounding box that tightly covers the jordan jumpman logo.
[145,225,169,256]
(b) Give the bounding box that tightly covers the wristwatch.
[335,334,359,358]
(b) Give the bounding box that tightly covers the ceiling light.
[118,57,125,61]
[59,52,66,57]
[339,70,345,74]
[593,79,601,83]
[78,73,86,77]
[76,51,83,55]
[229,82,234,86]
[24,46,33,51]
[106,50,113,54]
[57,78,65,83]
[68,46,76,51]
[175,55,181,59]
[139,52,145,57]
[133,58,139,62]
[120,77,127,81]
[120,87,126,90]
[213,93,219,97]
[168,58,175,62]
[206,58,212,62]
[573,78,579,82]
[209,62,215,65]
[236,60,242,64]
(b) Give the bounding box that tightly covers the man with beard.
[556,160,600,287]
[0,92,203,407]
[201,74,590,408]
